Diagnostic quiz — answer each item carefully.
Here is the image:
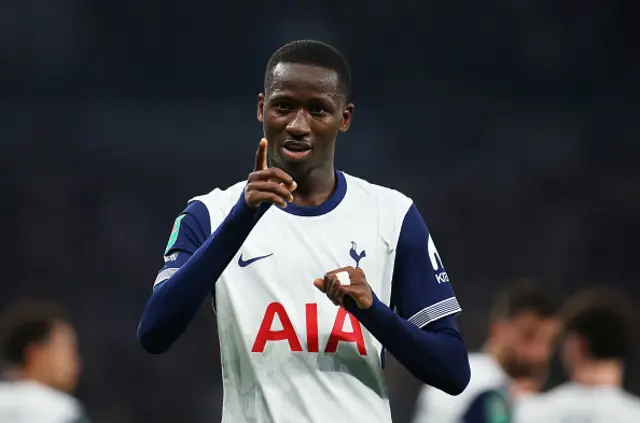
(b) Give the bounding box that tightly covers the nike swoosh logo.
[238,253,273,268]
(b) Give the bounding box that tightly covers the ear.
[575,334,589,356]
[23,343,43,368]
[257,93,265,124]
[488,319,507,340]
[339,103,354,133]
[560,333,580,365]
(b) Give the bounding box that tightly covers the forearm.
[138,195,266,354]
[347,294,470,395]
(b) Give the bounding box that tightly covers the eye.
[309,105,327,116]
[275,103,293,114]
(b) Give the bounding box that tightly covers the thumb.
[313,278,326,293]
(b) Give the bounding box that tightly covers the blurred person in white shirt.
[0,300,88,423]
[412,281,560,423]
[516,288,640,423]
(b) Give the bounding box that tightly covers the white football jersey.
[154,171,462,423]
[411,352,510,423]
[515,383,640,423]
[0,380,85,423]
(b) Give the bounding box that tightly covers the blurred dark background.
[1,1,638,422]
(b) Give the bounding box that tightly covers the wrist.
[358,290,374,310]
[346,291,383,319]
[233,192,268,222]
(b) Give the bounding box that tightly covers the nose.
[286,109,311,138]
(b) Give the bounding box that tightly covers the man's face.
[258,62,353,178]
[32,321,81,393]
[492,311,560,381]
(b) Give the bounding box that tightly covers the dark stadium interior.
[1,0,637,422]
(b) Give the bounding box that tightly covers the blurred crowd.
[1,0,638,422]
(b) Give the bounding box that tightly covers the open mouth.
[282,140,312,160]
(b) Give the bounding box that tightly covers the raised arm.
[137,139,296,354]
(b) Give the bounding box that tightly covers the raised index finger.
[254,138,268,171]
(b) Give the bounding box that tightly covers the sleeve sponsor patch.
[164,252,179,263]
[164,214,186,255]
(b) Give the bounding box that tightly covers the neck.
[5,365,51,388]
[571,359,624,387]
[287,163,336,207]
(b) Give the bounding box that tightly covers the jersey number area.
[251,302,367,355]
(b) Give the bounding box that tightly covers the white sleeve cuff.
[407,297,462,328]
[153,268,179,288]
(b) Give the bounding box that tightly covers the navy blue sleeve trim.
[137,192,269,354]
[346,293,470,396]
[391,203,461,327]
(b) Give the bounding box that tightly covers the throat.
[290,167,337,207]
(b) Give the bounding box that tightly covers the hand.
[244,138,297,208]
[313,266,374,310]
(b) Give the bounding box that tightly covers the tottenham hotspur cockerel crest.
[349,241,366,268]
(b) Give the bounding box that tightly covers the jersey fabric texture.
[515,383,640,423]
[152,171,462,423]
[0,380,86,423]
[412,353,511,423]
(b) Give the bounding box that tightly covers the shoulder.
[344,172,413,213]
[344,173,415,250]
[32,383,82,413]
[618,390,640,414]
[189,180,245,214]
[2,382,83,420]
[181,180,246,233]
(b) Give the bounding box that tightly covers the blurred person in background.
[0,300,88,423]
[411,281,560,423]
[516,289,640,422]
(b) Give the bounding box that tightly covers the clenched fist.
[244,138,297,208]
[313,266,374,310]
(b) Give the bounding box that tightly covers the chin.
[274,155,312,173]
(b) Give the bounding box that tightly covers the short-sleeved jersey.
[0,380,86,423]
[155,171,462,423]
[515,383,640,423]
[412,353,511,423]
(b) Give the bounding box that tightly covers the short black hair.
[562,289,635,359]
[0,300,69,366]
[264,40,352,100]
[491,279,559,320]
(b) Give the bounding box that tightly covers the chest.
[216,210,393,354]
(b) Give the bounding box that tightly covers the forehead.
[267,62,341,99]
[48,321,77,344]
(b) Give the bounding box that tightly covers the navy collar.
[279,170,347,217]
